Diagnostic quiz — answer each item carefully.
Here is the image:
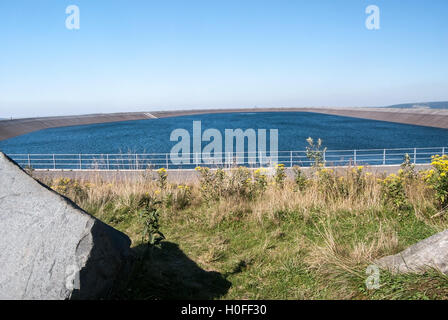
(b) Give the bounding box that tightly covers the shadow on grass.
[115,241,231,300]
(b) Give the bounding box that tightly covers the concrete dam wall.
[0,112,155,141]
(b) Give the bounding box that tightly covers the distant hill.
[384,101,448,109]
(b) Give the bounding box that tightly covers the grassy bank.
[36,156,448,300]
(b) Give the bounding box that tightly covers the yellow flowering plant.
[195,166,218,201]
[379,154,420,210]
[51,177,88,201]
[173,185,192,210]
[380,173,409,211]
[292,166,307,191]
[228,166,254,198]
[253,168,268,193]
[348,165,366,195]
[274,163,286,188]
[315,167,340,199]
[156,167,168,189]
[423,155,448,207]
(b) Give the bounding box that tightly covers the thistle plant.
[306,137,327,168]
[400,153,417,181]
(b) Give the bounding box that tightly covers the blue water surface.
[1,112,447,154]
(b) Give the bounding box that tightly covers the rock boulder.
[0,152,134,299]
[376,229,448,274]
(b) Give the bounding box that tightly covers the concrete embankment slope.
[0,112,155,141]
[2,107,448,141]
[297,107,448,129]
[152,107,448,130]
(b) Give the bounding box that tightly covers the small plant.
[400,153,417,181]
[156,167,168,189]
[306,137,327,168]
[274,163,286,188]
[138,195,165,246]
[380,173,409,211]
[349,166,366,196]
[228,166,253,198]
[196,166,219,201]
[315,168,338,198]
[293,166,307,191]
[379,155,420,211]
[253,168,268,194]
[174,184,192,209]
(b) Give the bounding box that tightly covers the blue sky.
[0,0,447,117]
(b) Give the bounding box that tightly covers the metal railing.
[6,146,446,171]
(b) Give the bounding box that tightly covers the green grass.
[101,202,447,300]
[42,168,448,300]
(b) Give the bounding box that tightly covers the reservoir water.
[1,112,447,155]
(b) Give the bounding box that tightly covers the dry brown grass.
[37,165,448,299]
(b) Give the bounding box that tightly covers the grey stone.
[0,152,134,299]
[376,229,448,274]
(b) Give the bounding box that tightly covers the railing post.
[383,149,386,165]
[354,150,357,165]
[135,154,139,170]
[53,154,56,170]
[290,151,293,168]
[107,154,110,170]
[413,148,417,164]
[443,147,445,156]
[323,151,326,164]
[166,153,169,169]
[27,154,31,168]
[79,154,82,170]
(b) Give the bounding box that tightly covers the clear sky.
[0,0,447,118]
